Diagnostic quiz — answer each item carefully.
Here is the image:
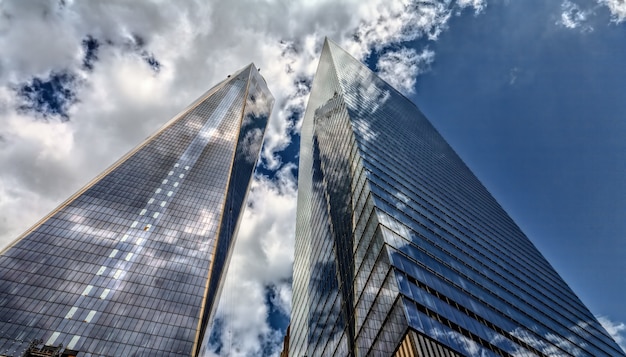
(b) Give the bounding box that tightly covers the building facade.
[0,64,273,357]
[290,39,625,356]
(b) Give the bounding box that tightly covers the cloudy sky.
[0,0,624,356]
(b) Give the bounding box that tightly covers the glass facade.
[291,39,625,356]
[0,64,273,357]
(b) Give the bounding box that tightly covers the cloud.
[15,70,78,119]
[81,35,100,70]
[376,47,435,94]
[205,165,297,356]
[457,0,487,13]
[597,316,626,351]
[0,1,486,356]
[557,0,594,32]
[509,67,520,85]
[558,0,625,28]
[342,0,484,60]
[598,0,626,22]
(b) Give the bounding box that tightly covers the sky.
[0,0,624,356]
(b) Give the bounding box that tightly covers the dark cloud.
[131,33,146,48]
[142,51,161,73]
[117,34,161,73]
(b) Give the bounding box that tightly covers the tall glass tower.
[290,39,624,356]
[0,64,273,357]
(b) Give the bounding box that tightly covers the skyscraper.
[0,64,273,357]
[290,39,624,356]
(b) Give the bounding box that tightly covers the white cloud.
[598,0,626,22]
[205,165,297,356]
[457,0,487,13]
[376,47,435,94]
[597,316,626,351]
[341,0,484,60]
[558,0,594,32]
[556,0,626,27]
[557,0,626,30]
[0,1,486,356]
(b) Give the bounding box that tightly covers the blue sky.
[409,0,626,329]
[0,0,624,355]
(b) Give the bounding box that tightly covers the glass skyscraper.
[0,64,273,357]
[290,39,624,356]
